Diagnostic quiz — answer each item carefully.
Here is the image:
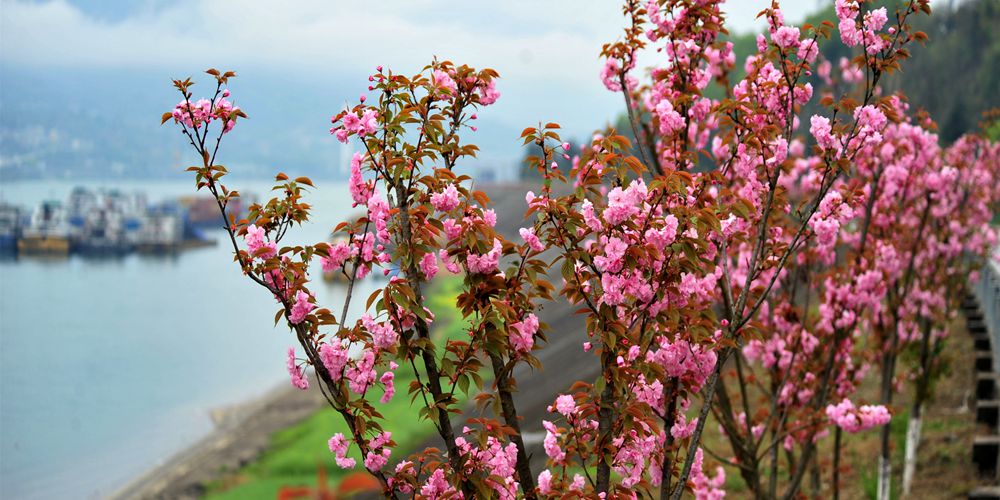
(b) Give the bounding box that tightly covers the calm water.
[0,179,377,499]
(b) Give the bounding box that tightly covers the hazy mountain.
[0,65,525,182]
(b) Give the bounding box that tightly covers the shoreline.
[109,380,326,500]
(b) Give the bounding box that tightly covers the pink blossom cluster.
[690,448,727,500]
[327,432,356,469]
[519,227,544,252]
[244,224,276,259]
[419,468,460,499]
[509,313,538,354]
[320,240,357,273]
[825,399,891,433]
[455,431,520,498]
[171,92,239,133]
[348,152,373,206]
[286,346,309,390]
[332,108,378,143]
[836,0,889,54]
[467,238,502,274]
[430,184,461,212]
[363,431,393,471]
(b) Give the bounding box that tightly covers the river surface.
[0,179,378,499]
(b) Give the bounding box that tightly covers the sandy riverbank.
[109,382,326,500]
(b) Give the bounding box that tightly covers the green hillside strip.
[206,275,472,499]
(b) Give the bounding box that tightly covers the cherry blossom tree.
[163,0,998,498]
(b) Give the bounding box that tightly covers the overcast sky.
[1,1,828,70]
[1,0,832,168]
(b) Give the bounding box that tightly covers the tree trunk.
[877,351,896,500]
[596,358,616,494]
[489,351,537,497]
[902,406,922,496]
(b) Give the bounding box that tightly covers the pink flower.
[854,105,887,145]
[542,421,565,462]
[432,70,457,96]
[430,184,461,212]
[865,7,889,32]
[835,0,858,21]
[358,109,378,135]
[442,218,463,240]
[420,468,457,498]
[337,109,379,139]
[826,399,891,432]
[367,193,391,242]
[671,415,699,440]
[348,153,371,206]
[810,115,836,150]
[245,223,265,249]
[798,39,819,62]
[362,314,398,351]
[811,217,841,247]
[537,470,553,495]
[772,26,801,50]
[525,191,546,210]
[341,112,360,133]
[645,215,679,251]
[480,208,497,228]
[286,347,309,390]
[655,99,685,136]
[581,200,603,232]
[601,58,623,92]
[380,370,395,403]
[319,341,348,378]
[328,433,356,469]
[554,394,576,417]
[603,179,647,226]
[439,249,461,274]
[321,241,355,272]
[245,224,276,259]
[594,236,628,273]
[519,227,544,252]
[476,78,500,105]
[420,252,439,280]
[334,128,349,143]
[289,291,314,324]
[510,313,538,353]
[345,349,377,394]
[690,448,726,499]
[467,238,503,274]
[364,432,392,471]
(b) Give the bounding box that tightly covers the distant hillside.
[0,66,523,182]
[726,0,999,142]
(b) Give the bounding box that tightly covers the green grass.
[206,275,472,499]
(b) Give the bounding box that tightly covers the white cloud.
[0,1,831,76]
[1,1,618,82]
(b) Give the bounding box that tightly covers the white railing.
[973,251,1000,373]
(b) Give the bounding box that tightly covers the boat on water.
[9,188,219,258]
[178,195,246,228]
[108,189,146,245]
[18,201,71,256]
[0,203,22,253]
[75,205,130,256]
[135,202,185,253]
[66,186,97,229]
